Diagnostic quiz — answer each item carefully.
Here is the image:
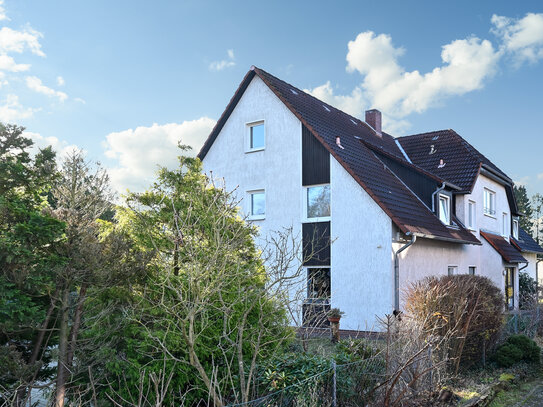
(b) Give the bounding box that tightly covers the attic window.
[439,194,451,224]
[323,105,331,112]
[290,89,298,95]
[513,218,519,239]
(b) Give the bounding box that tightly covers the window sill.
[245,147,265,154]
[484,213,496,219]
[304,216,331,223]
[248,215,265,221]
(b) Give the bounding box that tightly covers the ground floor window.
[448,266,457,276]
[469,266,476,275]
[505,267,515,310]
[307,267,331,302]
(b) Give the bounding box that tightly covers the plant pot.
[328,316,341,323]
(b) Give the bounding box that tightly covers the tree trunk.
[55,287,70,407]
[67,284,87,368]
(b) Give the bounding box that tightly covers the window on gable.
[306,184,331,220]
[468,200,476,230]
[502,213,509,237]
[307,267,331,303]
[248,122,265,151]
[439,194,450,224]
[448,266,457,276]
[513,218,519,239]
[469,266,476,276]
[248,190,265,219]
[484,188,496,216]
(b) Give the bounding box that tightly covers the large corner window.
[307,267,331,303]
[248,190,265,220]
[305,184,331,221]
[505,267,515,310]
[468,200,476,230]
[439,194,451,225]
[247,121,265,151]
[484,188,496,217]
[513,218,519,239]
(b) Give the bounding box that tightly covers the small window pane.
[250,123,265,149]
[505,268,515,310]
[468,201,475,229]
[469,266,476,275]
[251,192,265,216]
[513,220,519,239]
[448,266,457,276]
[307,185,330,218]
[439,195,450,224]
[484,189,495,215]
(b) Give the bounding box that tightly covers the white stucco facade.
[330,157,393,330]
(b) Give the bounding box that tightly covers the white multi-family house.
[198,66,543,331]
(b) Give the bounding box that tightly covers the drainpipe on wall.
[394,232,417,312]
[431,183,446,213]
[537,258,543,303]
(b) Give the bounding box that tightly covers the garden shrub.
[495,335,541,367]
[519,272,538,310]
[405,275,503,372]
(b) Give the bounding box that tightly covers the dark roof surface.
[397,130,511,192]
[511,227,543,254]
[480,231,528,263]
[198,67,481,245]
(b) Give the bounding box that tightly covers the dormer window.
[483,188,496,216]
[513,218,519,239]
[247,121,265,152]
[439,194,451,225]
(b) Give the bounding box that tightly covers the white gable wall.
[330,157,393,330]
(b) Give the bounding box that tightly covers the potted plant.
[327,308,344,323]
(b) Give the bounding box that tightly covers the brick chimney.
[365,109,382,137]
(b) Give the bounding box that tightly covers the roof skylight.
[290,89,298,95]
[323,105,331,112]
[350,119,358,125]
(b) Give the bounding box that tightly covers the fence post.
[332,360,337,407]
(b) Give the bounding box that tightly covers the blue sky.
[1,0,542,196]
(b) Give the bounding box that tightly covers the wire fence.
[225,354,387,407]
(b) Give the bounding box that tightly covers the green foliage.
[514,184,534,234]
[406,275,504,371]
[519,272,538,310]
[495,335,541,367]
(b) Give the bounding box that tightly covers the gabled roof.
[480,231,527,263]
[397,130,511,192]
[511,227,543,254]
[198,66,480,245]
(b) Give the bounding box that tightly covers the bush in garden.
[405,275,503,372]
[495,335,541,367]
[519,272,538,310]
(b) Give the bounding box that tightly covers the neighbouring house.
[198,66,543,331]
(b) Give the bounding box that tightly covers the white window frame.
[468,200,476,230]
[468,266,476,276]
[246,120,265,153]
[448,266,458,276]
[303,184,331,222]
[483,188,496,218]
[513,218,519,239]
[502,212,509,237]
[247,189,265,220]
[438,194,451,225]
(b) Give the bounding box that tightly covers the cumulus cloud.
[56,76,65,86]
[538,173,543,180]
[0,0,8,21]
[0,94,38,123]
[26,76,68,102]
[492,13,543,66]
[0,26,45,56]
[23,131,80,161]
[103,117,216,193]
[209,49,236,71]
[0,54,30,72]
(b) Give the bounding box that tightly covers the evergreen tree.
[514,184,534,235]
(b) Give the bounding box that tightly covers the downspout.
[537,258,542,303]
[431,183,446,213]
[394,232,417,312]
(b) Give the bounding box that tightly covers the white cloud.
[74,97,86,104]
[26,76,68,102]
[0,0,9,21]
[56,76,65,86]
[0,94,38,123]
[492,13,543,66]
[103,117,216,192]
[306,25,502,135]
[0,26,45,56]
[23,131,79,161]
[538,173,543,180]
[209,49,236,71]
[0,54,30,72]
